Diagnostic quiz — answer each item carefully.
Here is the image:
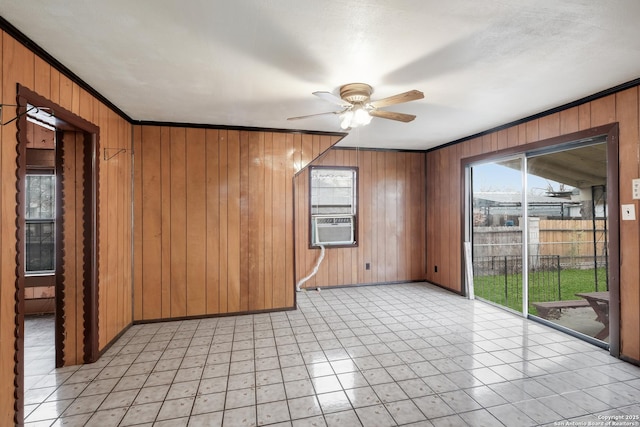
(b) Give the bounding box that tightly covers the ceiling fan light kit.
[288,83,424,130]
[340,103,373,130]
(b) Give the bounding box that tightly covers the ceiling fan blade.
[369,90,424,109]
[287,110,344,121]
[313,91,353,108]
[369,109,416,123]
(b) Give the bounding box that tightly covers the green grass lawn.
[474,268,607,314]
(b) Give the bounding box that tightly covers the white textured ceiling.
[1,1,639,150]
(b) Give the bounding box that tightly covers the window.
[310,166,357,247]
[25,172,56,274]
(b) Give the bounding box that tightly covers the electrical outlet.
[434,265,438,273]
[622,204,636,221]
[365,263,370,270]
[633,178,640,200]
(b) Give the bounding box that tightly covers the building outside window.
[25,172,56,274]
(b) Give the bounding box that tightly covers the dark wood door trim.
[14,84,100,425]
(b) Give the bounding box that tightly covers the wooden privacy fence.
[473,219,607,269]
[538,219,607,267]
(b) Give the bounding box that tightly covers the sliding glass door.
[468,138,609,343]
[471,157,524,313]
[526,142,609,341]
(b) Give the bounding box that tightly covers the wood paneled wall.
[97,104,132,352]
[425,87,640,361]
[59,131,87,366]
[0,30,132,424]
[294,148,426,288]
[133,127,341,321]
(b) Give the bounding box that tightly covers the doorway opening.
[14,85,100,424]
[23,118,57,394]
[465,125,619,353]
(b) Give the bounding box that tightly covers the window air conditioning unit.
[313,215,355,245]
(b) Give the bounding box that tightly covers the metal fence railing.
[472,254,607,313]
[473,255,563,311]
[472,255,526,311]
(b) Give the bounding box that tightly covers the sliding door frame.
[461,123,620,357]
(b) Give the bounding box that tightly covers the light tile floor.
[24,313,56,392]
[23,283,640,426]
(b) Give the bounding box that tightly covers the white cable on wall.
[296,244,325,292]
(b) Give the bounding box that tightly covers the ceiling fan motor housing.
[340,83,373,104]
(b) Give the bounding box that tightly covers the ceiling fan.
[288,83,424,130]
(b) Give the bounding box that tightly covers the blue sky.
[472,162,568,195]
